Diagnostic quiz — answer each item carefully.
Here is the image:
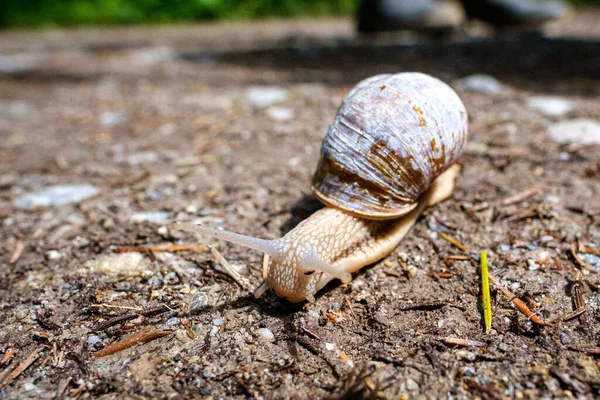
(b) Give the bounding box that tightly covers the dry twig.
[488,274,552,327]
[500,184,543,206]
[439,232,468,252]
[92,326,172,357]
[1,348,40,386]
[551,306,587,324]
[92,303,172,331]
[113,243,206,254]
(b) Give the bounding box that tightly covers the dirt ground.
[1,9,600,400]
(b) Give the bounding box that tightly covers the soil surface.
[1,9,600,400]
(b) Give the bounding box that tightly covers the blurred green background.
[0,0,597,28]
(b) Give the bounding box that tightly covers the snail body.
[175,72,468,303]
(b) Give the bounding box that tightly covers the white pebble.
[246,87,288,108]
[88,335,102,345]
[548,119,600,145]
[406,378,420,391]
[46,250,63,260]
[89,253,145,276]
[457,74,503,95]
[266,106,295,122]
[325,342,335,351]
[99,111,121,126]
[130,211,170,224]
[528,96,573,118]
[15,185,100,209]
[256,328,275,341]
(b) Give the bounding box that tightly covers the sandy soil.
[1,9,600,399]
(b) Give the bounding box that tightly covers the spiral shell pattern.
[311,72,468,220]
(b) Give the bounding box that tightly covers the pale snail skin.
[174,72,468,303]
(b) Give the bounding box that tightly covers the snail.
[174,72,468,303]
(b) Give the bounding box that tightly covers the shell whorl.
[311,72,468,220]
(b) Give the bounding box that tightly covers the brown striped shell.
[311,72,468,220]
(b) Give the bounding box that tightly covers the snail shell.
[311,72,468,220]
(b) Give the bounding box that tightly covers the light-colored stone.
[256,328,275,342]
[130,211,170,224]
[246,87,288,107]
[266,106,295,122]
[15,185,100,209]
[548,119,600,145]
[90,253,146,276]
[528,96,573,118]
[457,74,502,95]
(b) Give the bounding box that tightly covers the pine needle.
[481,250,492,334]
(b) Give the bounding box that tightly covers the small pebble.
[256,328,275,342]
[457,74,503,95]
[266,106,295,122]
[166,317,181,329]
[325,343,335,351]
[72,236,90,248]
[456,350,476,361]
[461,366,477,377]
[560,332,570,345]
[213,318,224,327]
[527,259,539,271]
[406,378,420,391]
[99,111,121,126]
[88,335,102,345]
[130,211,170,224]
[15,185,100,209]
[548,119,600,145]
[246,87,288,107]
[46,250,63,260]
[90,253,145,276]
[148,274,164,289]
[527,96,573,118]
[581,253,600,272]
[157,226,169,236]
[127,151,159,165]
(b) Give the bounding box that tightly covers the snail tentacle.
[173,222,283,260]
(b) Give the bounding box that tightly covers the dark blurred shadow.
[181,33,600,93]
[280,193,324,235]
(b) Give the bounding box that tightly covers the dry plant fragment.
[488,274,552,327]
[570,242,592,270]
[439,232,467,252]
[500,184,543,206]
[92,303,171,331]
[441,337,486,348]
[92,326,172,358]
[210,245,251,290]
[564,345,600,355]
[1,347,40,387]
[551,306,587,323]
[9,241,25,264]
[572,281,589,325]
[0,347,15,366]
[113,243,206,254]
